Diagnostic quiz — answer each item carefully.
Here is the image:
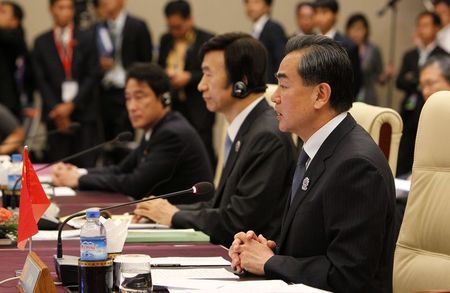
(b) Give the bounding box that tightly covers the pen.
[151,263,181,267]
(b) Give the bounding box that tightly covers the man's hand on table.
[229,230,276,275]
[132,198,179,226]
[52,162,81,188]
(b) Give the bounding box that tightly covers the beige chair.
[213,84,280,187]
[349,102,403,175]
[393,91,450,293]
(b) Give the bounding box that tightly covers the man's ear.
[313,83,332,110]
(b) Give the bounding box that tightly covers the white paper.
[102,218,129,253]
[190,281,332,293]
[33,229,80,241]
[287,284,333,292]
[38,175,52,183]
[43,186,76,197]
[151,257,230,267]
[62,81,79,103]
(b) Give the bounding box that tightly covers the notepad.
[126,229,210,243]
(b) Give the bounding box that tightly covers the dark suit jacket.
[334,32,362,97]
[396,46,449,176]
[0,28,28,118]
[78,111,213,205]
[264,114,396,293]
[259,20,287,83]
[32,28,99,122]
[158,28,215,160]
[172,99,296,246]
[120,15,153,68]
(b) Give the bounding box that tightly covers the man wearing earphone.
[132,33,296,247]
[52,63,213,205]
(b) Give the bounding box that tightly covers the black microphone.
[35,131,132,173]
[54,182,213,286]
[0,122,81,146]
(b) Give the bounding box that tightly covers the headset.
[231,81,268,99]
[161,92,172,107]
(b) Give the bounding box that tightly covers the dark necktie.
[290,149,309,204]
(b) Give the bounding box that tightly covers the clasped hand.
[228,230,276,276]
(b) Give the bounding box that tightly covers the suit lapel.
[277,114,357,248]
[213,99,271,207]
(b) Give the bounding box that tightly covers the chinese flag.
[17,148,51,249]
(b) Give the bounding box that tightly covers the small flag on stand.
[17,148,51,250]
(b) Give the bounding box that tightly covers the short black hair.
[433,0,450,7]
[200,32,268,93]
[1,1,24,23]
[285,35,354,113]
[243,0,273,7]
[313,0,339,13]
[126,63,171,98]
[421,55,450,84]
[417,11,442,26]
[49,0,74,6]
[296,1,314,13]
[164,0,191,19]
[346,13,370,41]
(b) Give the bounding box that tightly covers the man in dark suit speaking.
[132,33,296,247]
[52,63,213,205]
[229,35,396,293]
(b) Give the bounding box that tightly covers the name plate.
[17,251,56,293]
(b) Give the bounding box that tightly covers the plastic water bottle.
[7,154,22,209]
[80,209,107,261]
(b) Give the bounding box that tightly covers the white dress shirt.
[251,14,270,39]
[302,112,348,169]
[227,96,265,143]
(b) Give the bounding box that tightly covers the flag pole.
[29,236,32,253]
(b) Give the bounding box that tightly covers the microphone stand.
[378,0,400,108]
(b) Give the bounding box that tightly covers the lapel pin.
[301,177,310,191]
[235,140,241,152]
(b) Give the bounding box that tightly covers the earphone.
[161,92,172,107]
[232,81,267,99]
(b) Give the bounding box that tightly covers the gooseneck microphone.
[54,182,214,285]
[35,131,132,173]
[56,182,213,258]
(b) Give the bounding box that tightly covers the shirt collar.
[323,27,337,39]
[144,129,152,141]
[108,10,127,33]
[303,112,347,168]
[227,96,265,142]
[252,14,270,39]
[419,41,437,55]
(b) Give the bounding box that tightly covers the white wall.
[16,0,426,108]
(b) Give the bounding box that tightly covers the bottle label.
[7,174,21,190]
[80,236,107,261]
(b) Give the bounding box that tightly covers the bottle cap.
[86,208,100,219]
[11,154,22,162]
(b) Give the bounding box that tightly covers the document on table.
[33,229,80,241]
[167,280,333,293]
[43,186,76,197]
[152,268,238,290]
[151,257,230,267]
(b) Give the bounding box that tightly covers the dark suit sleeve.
[396,51,417,92]
[269,24,287,75]
[32,38,60,111]
[137,21,153,63]
[78,130,184,198]
[187,32,214,88]
[72,33,100,110]
[348,44,362,96]
[265,157,392,291]
[172,131,290,245]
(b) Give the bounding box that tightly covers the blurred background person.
[244,0,287,83]
[0,0,32,120]
[97,0,153,143]
[294,1,315,36]
[33,0,100,167]
[434,0,450,53]
[0,104,24,155]
[420,55,450,100]
[396,11,448,176]
[313,0,362,96]
[346,13,393,105]
[158,0,215,167]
